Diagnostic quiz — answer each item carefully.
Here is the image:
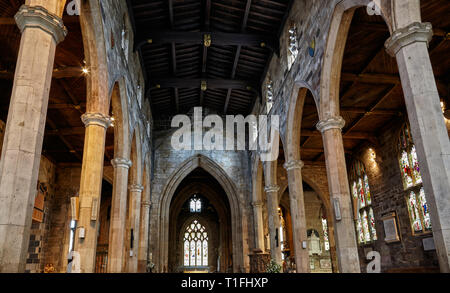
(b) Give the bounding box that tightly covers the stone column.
[283,160,309,273]
[138,200,151,272]
[107,158,132,273]
[0,5,66,273]
[73,113,111,273]
[317,116,360,273]
[251,201,265,252]
[127,184,143,273]
[264,185,282,265]
[386,22,450,273]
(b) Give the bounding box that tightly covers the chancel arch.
[157,155,243,273]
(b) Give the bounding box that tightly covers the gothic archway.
[157,155,243,272]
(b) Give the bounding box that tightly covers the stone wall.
[150,122,252,272]
[351,117,439,272]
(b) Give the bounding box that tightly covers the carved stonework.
[81,113,112,129]
[283,160,304,171]
[385,22,433,57]
[111,158,132,169]
[316,116,345,133]
[141,201,152,208]
[129,184,144,193]
[264,185,280,194]
[15,5,67,44]
[249,252,270,273]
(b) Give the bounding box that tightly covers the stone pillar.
[283,160,309,273]
[73,113,111,273]
[317,116,360,273]
[251,201,265,252]
[386,22,450,273]
[264,185,282,265]
[107,158,132,273]
[138,200,151,272]
[0,5,66,273]
[127,184,143,273]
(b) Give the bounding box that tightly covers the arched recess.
[80,0,110,115]
[251,156,266,252]
[111,78,131,159]
[158,155,243,272]
[319,0,391,119]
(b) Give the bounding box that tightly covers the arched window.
[189,195,201,213]
[183,220,208,267]
[349,160,377,244]
[398,123,432,234]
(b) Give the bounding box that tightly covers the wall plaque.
[382,212,400,243]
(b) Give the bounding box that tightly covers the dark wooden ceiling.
[128,0,293,120]
[299,2,450,163]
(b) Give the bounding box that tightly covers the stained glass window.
[398,123,432,235]
[349,160,377,244]
[189,196,201,213]
[287,23,298,70]
[183,220,208,267]
[321,218,330,251]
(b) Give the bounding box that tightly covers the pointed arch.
[319,0,391,119]
[80,0,110,115]
[157,155,243,272]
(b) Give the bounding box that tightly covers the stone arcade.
[0,0,449,273]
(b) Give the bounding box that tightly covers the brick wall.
[25,156,56,273]
[351,118,439,272]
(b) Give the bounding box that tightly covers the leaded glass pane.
[410,146,422,185]
[358,178,366,208]
[362,210,371,243]
[184,240,190,266]
[369,208,377,240]
[183,219,208,267]
[419,188,431,230]
[364,175,372,205]
[400,151,414,188]
[407,191,423,232]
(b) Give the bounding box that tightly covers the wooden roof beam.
[149,78,257,91]
[135,31,276,51]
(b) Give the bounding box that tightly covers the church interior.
[0,0,449,274]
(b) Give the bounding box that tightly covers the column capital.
[15,5,67,44]
[251,201,264,208]
[316,116,345,133]
[283,160,304,171]
[385,22,433,57]
[111,158,132,169]
[81,113,112,129]
[129,184,144,193]
[264,185,280,193]
[141,201,152,208]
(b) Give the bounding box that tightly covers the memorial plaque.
[382,212,400,243]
